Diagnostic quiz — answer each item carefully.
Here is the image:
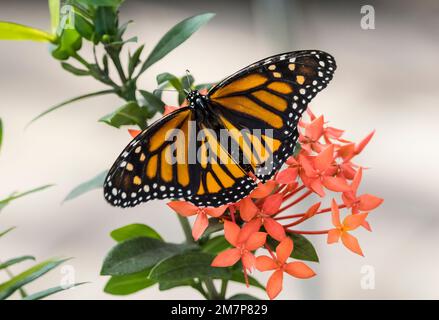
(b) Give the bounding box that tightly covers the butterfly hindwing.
[207,50,336,181]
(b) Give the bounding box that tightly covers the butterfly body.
[104,50,337,208]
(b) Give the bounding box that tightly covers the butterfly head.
[187,90,207,109]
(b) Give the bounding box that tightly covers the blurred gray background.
[1,0,438,299]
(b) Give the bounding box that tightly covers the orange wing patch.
[210,73,267,99]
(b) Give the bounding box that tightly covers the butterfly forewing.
[208,50,336,181]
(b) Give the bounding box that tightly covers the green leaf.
[0,21,55,42]
[99,101,149,129]
[104,269,155,295]
[0,258,67,300]
[0,117,3,153]
[61,62,90,76]
[0,185,53,213]
[139,90,165,115]
[128,45,144,77]
[63,170,108,202]
[94,6,117,39]
[156,72,183,91]
[51,29,82,60]
[149,252,230,283]
[228,293,260,300]
[23,282,86,300]
[48,0,60,34]
[230,270,265,291]
[26,89,114,127]
[0,227,16,239]
[289,233,319,262]
[110,224,163,242]
[194,83,216,91]
[267,233,319,263]
[78,0,124,7]
[0,256,35,270]
[201,236,231,254]
[158,279,195,291]
[74,12,94,41]
[101,237,191,276]
[139,13,215,73]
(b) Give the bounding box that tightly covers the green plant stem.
[204,279,220,300]
[177,215,195,245]
[220,280,228,299]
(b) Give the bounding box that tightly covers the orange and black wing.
[207,50,336,181]
[103,108,256,207]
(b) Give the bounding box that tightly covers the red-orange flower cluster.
[164,107,382,299]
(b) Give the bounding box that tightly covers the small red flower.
[256,237,315,299]
[239,194,286,241]
[327,199,368,256]
[211,220,266,272]
[167,201,228,240]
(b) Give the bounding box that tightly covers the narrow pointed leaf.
[0,185,53,213]
[139,13,215,73]
[63,170,108,202]
[0,258,68,300]
[23,282,86,300]
[0,22,55,42]
[0,227,16,238]
[139,90,165,114]
[99,102,149,129]
[0,256,35,270]
[27,90,114,127]
[61,62,90,76]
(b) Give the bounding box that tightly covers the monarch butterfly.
[104,50,336,208]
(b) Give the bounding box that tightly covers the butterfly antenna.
[184,69,192,94]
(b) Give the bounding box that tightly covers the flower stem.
[220,280,228,299]
[176,215,195,245]
[204,279,220,300]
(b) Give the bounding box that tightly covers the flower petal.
[256,256,278,271]
[211,248,241,267]
[264,218,286,241]
[205,205,229,218]
[351,167,363,194]
[341,232,364,256]
[310,179,325,197]
[238,219,262,244]
[359,194,383,211]
[163,105,179,115]
[241,251,256,271]
[343,213,368,231]
[250,181,277,198]
[284,262,316,279]
[355,130,375,155]
[239,197,259,222]
[245,232,267,251]
[266,269,283,300]
[304,202,321,219]
[262,193,283,215]
[167,201,199,216]
[276,237,293,264]
[331,199,342,228]
[192,212,209,240]
[327,229,341,244]
[306,115,324,141]
[128,129,141,138]
[314,144,334,172]
[224,220,240,246]
[322,176,351,192]
[276,167,298,184]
